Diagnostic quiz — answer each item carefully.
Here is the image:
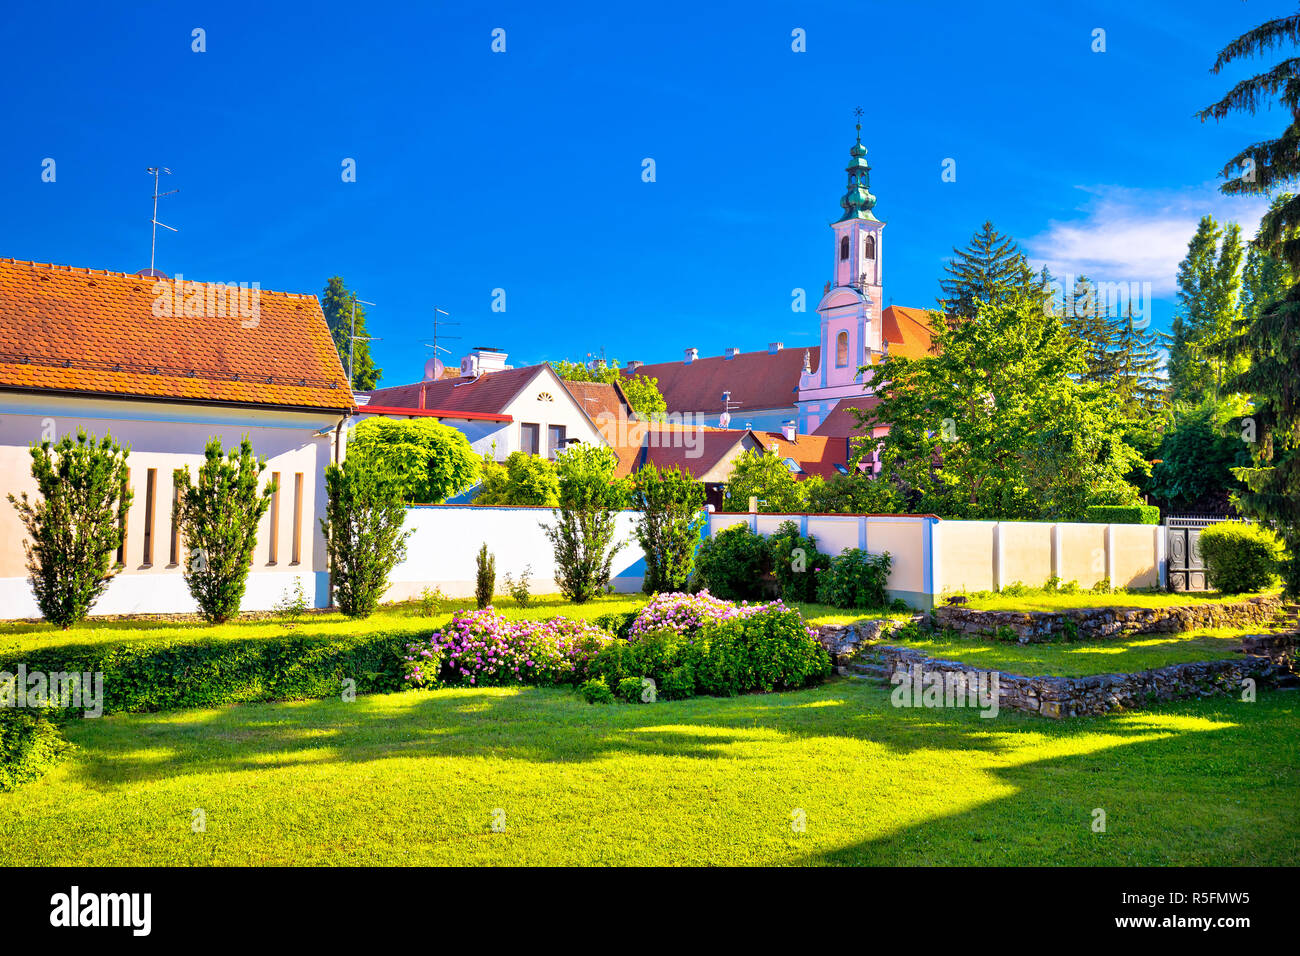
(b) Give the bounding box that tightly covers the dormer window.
[839,236,850,260]
[864,235,876,260]
[836,330,849,367]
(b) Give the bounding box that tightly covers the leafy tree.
[320,276,381,391]
[1148,398,1252,513]
[475,452,559,506]
[553,358,667,420]
[319,458,410,618]
[173,437,274,623]
[939,221,1048,320]
[346,417,479,503]
[543,444,626,602]
[857,294,1146,520]
[632,464,705,593]
[803,471,903,514]
[7,430,132,628]
[1241,193,1294,323]
[723,449,807,513]
[1198,10,1300,593]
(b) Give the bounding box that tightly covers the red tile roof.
[625,346,811,414]
[624,305,935,414]
[811,394,885,438]
[367,364,543,414]
[357,405,512,423]
[750,431,851,480]
[0,258,353,411]
[562,380,633,423]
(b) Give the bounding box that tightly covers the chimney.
[723,347,740,359]
[684,347,698,364]
[768,342,783,353]
[627,360,643,371]
[782,421,797,442]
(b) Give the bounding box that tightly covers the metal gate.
[1165,515,1228,591]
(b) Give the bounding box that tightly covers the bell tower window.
[864,235,876,260]
[839,236,850,260]
[836,331,849,367]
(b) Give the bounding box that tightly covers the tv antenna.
[719,390,743,429]
[348,292,379,389]
[423,307,461,379]
[146,167,178,274]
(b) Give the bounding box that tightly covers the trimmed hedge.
[1199,522,1282,594]
[0,631,411,717]
[1,709,71,792]
[1083,505,1161,525]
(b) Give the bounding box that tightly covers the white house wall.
[0,391,345,618]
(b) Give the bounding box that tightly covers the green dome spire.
[836,114,879,223]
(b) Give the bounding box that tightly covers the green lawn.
[886,627,1256,677]
[0,595,891,659]
[2,679,1295,866]
[956,589,1282,613]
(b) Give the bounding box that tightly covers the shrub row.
[0,631,410,717]
[695,522,899,610]
[585,603,831,700]
[1082,505,1161,525]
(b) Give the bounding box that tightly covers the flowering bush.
[591,599,826,700]
[403,608,613,688]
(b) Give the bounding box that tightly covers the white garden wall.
[384,504,648,601]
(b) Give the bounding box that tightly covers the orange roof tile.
[0,259,353,411]
[749,431,851,480]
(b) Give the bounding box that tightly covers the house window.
[291,473,303,565]
[520,422,540,455]
[116,469,130,565]
[548,425,567,459]
[839,235,850,260]
[836,330,849,367]
[268,471,281,564]
[170,470,182,566]
[142,468,157,566]
[864,235,876,260]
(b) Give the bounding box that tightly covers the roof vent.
[684,348,698,364]
[781,421,797,442]
[768,342,783,353]
[723,347,740,359]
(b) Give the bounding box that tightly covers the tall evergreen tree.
[1241,194,1295,323]
[1198,10,1300,592]
[1165,216,1243,403]
[1063,274,1123,384]
[320,276,382,391]
[939,221,1047,319]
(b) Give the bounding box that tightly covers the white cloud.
[1024,184,1271,296]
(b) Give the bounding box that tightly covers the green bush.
[6,430,132,629]
[346,417,479,504]
[815,548,892,609]
[1083,505,1161,525]
[767,520,828,603]
[475,543,495,609]
[633,464,705,593]
[587,606,829,700]
[694,524,767,600]
[0,709,71,792]
[1198,522,1282,593]
[0,632,409,717]
[320,458,411,618]
[615,676,647,703]
[580,677,614,704]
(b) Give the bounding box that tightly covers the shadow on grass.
[53,676,1280,797]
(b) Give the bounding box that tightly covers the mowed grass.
[2,679,1296,866]
[0,594,647,659]
[958,589,1282,613]
[0,594,892,659]
[888,627,1258,677]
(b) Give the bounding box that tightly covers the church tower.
[796,117,887,434]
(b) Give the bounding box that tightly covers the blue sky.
[1,0,1287,386]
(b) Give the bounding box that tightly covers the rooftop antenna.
[423,307,461,377]
[719,390,742,429]
[348,292,378,389]
[146,167,178,274]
